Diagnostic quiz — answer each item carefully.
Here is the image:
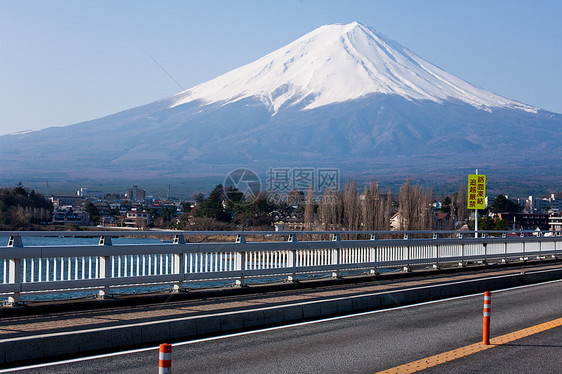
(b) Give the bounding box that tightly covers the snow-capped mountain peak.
[171,21,536,114]
[1,23,559,183]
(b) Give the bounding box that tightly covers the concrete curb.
[1,268,561,366]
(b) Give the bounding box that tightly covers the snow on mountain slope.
[2,21,559,183]
[171,21,536,114]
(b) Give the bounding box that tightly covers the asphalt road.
[6,280,562,373]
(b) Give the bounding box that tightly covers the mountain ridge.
[0,22,560,185]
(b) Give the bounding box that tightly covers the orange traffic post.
[159,343,172,374]
[482,291,491,345]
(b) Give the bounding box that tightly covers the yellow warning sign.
[468,174,486,210]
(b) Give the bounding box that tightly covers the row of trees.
[302,178,471,232]
[304,180,394,231]
[175,184,278,230]
[0,184,53,229]
[182,179,480,232]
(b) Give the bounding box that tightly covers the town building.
[52,208,90,226]
[549,214,562,232]
[76,188,104,199]
[528,194,562,213]
[124,208,151,228]
[126,185,146,203]
[390,212,402,230]
[94,202,111,216]
[497,213,549,231]
[434,212,451,230]
[50,195,85,209]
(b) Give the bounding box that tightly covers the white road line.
[2,278,561,373]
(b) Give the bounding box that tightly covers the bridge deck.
[1,261,560,342]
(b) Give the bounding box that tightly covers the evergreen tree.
[491,195,521,213]
[84,202,100,225]
[194,185,231,222]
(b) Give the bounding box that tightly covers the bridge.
[1,230,561,369]
[1,230,561,304]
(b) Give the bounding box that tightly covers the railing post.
[369,234,378,275]
[520,239,527,262]
[235,235,246,287]
[402,233,411,272]
[98,235,112,246]
[331,234,341,278]
[6,236,23,305]
[403,248,411,272]
[173,235,185,292]
[97,236,112,298]
[433,247,440,270]
[432,233,440,269]
[173,235,185,245]
[287,234,298,282]
[459,243,465,267]
[8,236,23,248]
[7,259,21,305]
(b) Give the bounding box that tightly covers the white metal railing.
[0,230,560,304]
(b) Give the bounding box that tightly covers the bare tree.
[343,181,360,237]
[336,189,344,229]
[134,217,145,230]
[303,187,316,232]
[382,188,392,231]
[318,188,339,231]
[399,178,413,230]
[399,179,434,231]
[456,185,469,225]
[362,179,380,231]
[424,187,435,230]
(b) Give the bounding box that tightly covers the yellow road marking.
[376,317,562,373]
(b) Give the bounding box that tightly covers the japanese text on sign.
[468,174,486,209]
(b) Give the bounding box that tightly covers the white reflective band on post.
[159,352,172,361]
[483,312,490,317]
[484,296,491,301]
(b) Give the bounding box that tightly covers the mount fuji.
[1,22,561,184]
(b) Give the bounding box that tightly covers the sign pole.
[475,169,478,238]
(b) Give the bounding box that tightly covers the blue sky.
[1,0,561,135]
